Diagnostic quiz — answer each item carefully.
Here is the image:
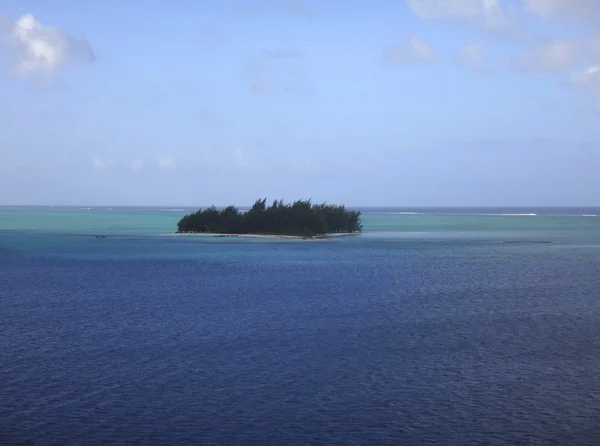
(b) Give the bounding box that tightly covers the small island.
[175,198,362,239]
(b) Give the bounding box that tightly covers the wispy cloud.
[515,39,578,73]
[0,13,94,76]
[246,54,311,95]
[406,0,600,103]
[570,66,600,92]
[157,156,175,171]
[92,157,115,170]
[384,37,435,64]
[522,0,600,25]
[406,0,515,31]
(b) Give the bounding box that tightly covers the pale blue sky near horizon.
[1,0,599,206]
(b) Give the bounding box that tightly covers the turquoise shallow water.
[1,207,599,241]
[2,207,600,444]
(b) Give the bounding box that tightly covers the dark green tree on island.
[176,199,362,237]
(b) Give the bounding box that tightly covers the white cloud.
[157,155,175,171]
[131,159,144,173]
[92,157,114,170]
[516,40,578,72]
[407,0,514,30]
[0,13,94,76]
[520,0,600,61]
[406,0,600,100]
[385,37,435,63]
[570,65,600,92]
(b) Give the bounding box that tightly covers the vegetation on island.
[176,199,362,237]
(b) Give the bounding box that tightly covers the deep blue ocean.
[2,207,600,444]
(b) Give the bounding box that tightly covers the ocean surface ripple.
[2,213,600,444]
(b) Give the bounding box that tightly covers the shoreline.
[162,232,361,240]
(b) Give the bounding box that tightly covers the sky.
[0,0,599,207]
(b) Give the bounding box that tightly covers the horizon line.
[1,205,599,209]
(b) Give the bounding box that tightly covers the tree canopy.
[176,199,362,237]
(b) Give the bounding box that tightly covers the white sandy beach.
[162,232,361,240]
